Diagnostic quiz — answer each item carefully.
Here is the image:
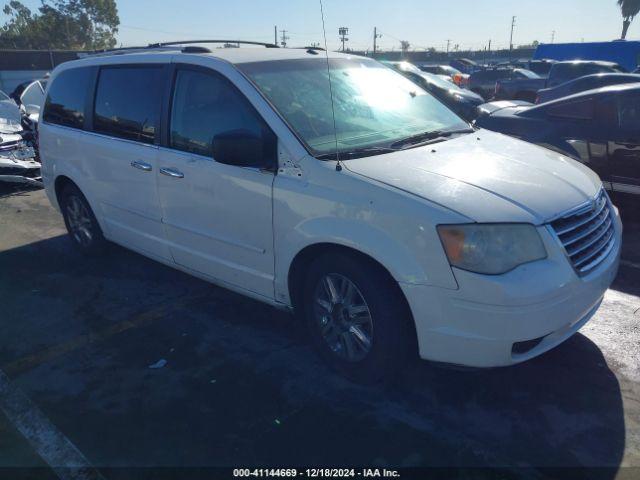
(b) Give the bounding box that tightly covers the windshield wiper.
[390,127,475,150]
[316,146,399,160]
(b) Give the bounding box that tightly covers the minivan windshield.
[240,57,469,158]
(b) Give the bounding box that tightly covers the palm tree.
[618,0,640,39]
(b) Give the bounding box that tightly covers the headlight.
[437,224,547,275]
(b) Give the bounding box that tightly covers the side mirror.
[212,129,264,168]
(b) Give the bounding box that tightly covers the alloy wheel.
[313,273,374,362]
[66,196,93,247]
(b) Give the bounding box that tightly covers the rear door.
[610,90,640,199]
[156,64,277,299]
[80,64,171,260]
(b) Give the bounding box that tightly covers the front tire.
[303,253,413,384]
[60,184,107,256]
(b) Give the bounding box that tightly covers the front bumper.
[401,213,622,367]
[0,145,41,186]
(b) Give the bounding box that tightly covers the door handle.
[131,160,152,172]
[160,168,184,179]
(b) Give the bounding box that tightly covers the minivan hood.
[344,130,601,224]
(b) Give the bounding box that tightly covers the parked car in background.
[0,89,40,186]
[450,57,481,74]
[494,60,628,103]
[11,78,47,122]
[536,73,640,104]
[494,69,544,102]
[0,90,23,134]
[527,59,556,78]
[475,83,640,206]
[546,61,627,88]
[418,64,470,87]
[40,45,621,382]
[470,68,538,100]
[384,61,483,121]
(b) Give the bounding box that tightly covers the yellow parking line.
[2,295,205,377]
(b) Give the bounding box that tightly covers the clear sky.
[3,0,636,51]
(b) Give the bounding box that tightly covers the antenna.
[319,0,341,172]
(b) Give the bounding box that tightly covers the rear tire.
[303,253,413,384]
[60,184,107,256]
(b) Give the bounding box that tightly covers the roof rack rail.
[148,40,279,49]
[87,39,279,58]
[88,45,172,56]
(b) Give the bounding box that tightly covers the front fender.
[274,216,458,306]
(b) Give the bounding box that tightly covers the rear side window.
[551,64,574,83]
[547,98,594,120]
[169,69,266,158]
[618,93,640,134]
[43,68,91,129]
[93,66,164,144]
[571,77,597,93]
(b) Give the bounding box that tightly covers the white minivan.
[40,44,621,382]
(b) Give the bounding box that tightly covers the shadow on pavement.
[0,231,627,478]
[0,184,43,200]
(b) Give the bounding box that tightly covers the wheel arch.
[287,242,419,357]
[54,174,79,207]
[53,173,107,233]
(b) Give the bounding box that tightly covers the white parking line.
[621,260,640,270]
[0,370,105,480]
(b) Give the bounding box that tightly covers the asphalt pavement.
[0,185,639,480]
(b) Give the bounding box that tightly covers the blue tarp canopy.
[534,41,640,71]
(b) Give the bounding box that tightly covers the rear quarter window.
[547,98,594,120]
[618,93,640,134]
[93,66,164,144]
[43,68,91,129]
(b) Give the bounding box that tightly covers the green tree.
[0,0,119,50]
[618,0,640,39]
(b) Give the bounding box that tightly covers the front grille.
[0,141,20,152]
[0,167,40,177]
[550,190,616,275]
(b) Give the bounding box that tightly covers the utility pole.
[373,27,382,56]
[274,26,278,46]
[339,27,349,52]
[509,16,516,59]
[551,30,556,44]
[280,29,289,48]
[488,39,492,53]
[446,39,451,54]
